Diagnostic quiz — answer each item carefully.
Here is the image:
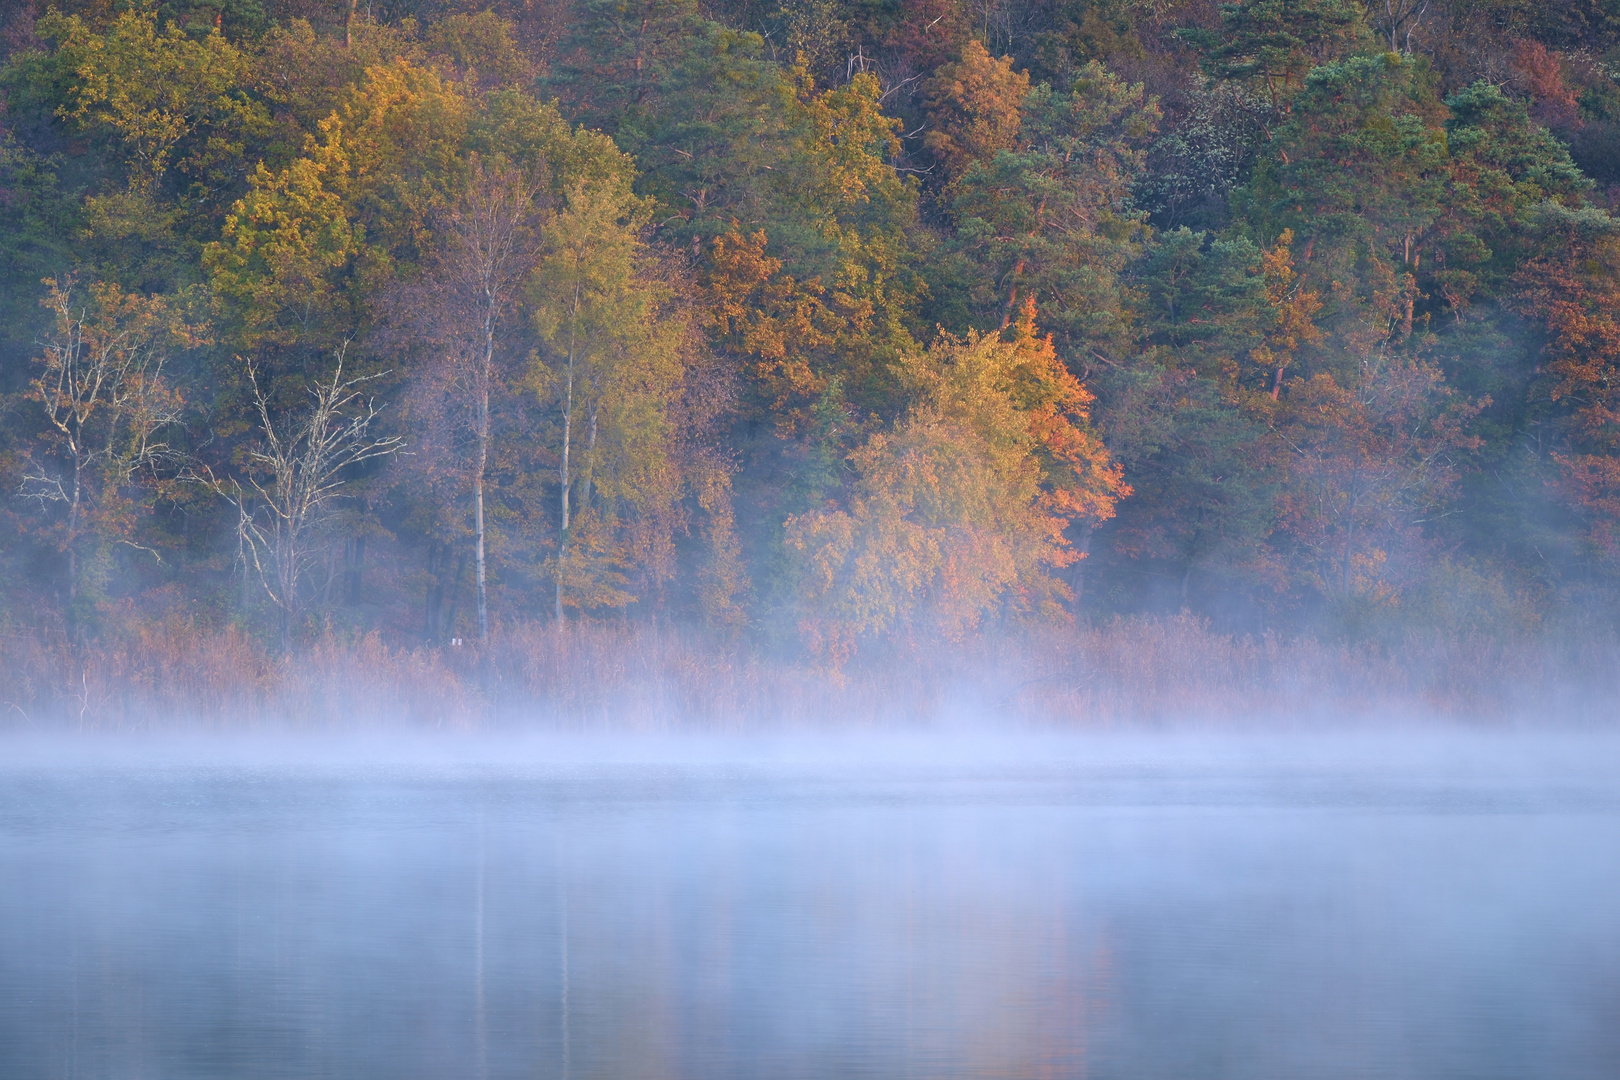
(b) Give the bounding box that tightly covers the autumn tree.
[1513,228,1620,565]
[1273,353,1484,606]
[1238,58,1590,354]
[698,229,854,427]
[528,171,697,620]
[1435,81,1591,304]
[1236,55,1451,354]
[401,156,545,642]
[21,277,204,627]
[337,57,472,262]
[22,5,268,287]
[922,40,1029,186]
[40,7,259,192]
[251,16,429,140]
[948,61,1158,362]
[1251,229,1324,398]
[785,307,1126,662]
[204,113,362,353]
[552,2,921,365]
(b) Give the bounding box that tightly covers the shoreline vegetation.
[4,2,1620,714]
[3,615,1614,731]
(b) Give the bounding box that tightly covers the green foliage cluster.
[3,0,1619,663]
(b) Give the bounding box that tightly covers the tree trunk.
[1069,522,1094,608]
[1400,242,1419,338]
[474,393,489,644]
[66,458,83,605]
[346,535,365,603]
[276,519,298,652]
[556,297,577,626]
[475,303,496,642]
[425,542,445,641]
[999,270,1024,330]
[239,506,252,612]
[1342,501,1356,600]
[443,548,467,640]
[999,185,1054,331]
[474,473,489,640]
[322,543,339,603]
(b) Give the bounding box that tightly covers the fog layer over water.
[3,730,1619,1079]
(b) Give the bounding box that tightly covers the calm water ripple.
[2,733,1618,1079]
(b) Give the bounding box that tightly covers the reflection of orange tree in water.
[1026,937,1116,1080]
[882,860,1117,1079]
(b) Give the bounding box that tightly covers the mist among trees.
[2,0,1619,713]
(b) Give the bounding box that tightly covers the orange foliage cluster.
[699,230,867,423]
[922,40,1030,184]
[1515,236,1620,557]
[6,0,1620,684]
[784,302,1126,662]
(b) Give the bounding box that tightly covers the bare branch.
[198,344,403,645]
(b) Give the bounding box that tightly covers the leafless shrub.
[1,615,1615,733]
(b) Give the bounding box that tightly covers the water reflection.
[1,738,1618,1079]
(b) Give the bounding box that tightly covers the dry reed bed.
[0,615,1614,731]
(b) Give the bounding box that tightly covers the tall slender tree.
[405,156,546,641]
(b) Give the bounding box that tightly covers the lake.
[2,730,1618,1079]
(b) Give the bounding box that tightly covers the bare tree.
[203,347,403,649]
[399,156,546,642]
[21,277,200,616]
[1375,0,1429,53]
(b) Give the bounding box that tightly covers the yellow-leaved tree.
[528,174,702,622]
[43,6,259,195]
[204,114,360,351]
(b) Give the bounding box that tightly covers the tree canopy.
[3,0,1619,658]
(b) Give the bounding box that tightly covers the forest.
[1,0,1619,723]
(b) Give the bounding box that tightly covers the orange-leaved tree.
[698,229,869,429]
[784,303,1127,663]
[1514,232,1620,562]
[922,40,1030,187]
[1252,229,1323,399]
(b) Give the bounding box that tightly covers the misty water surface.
[2,731,1619,1080]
